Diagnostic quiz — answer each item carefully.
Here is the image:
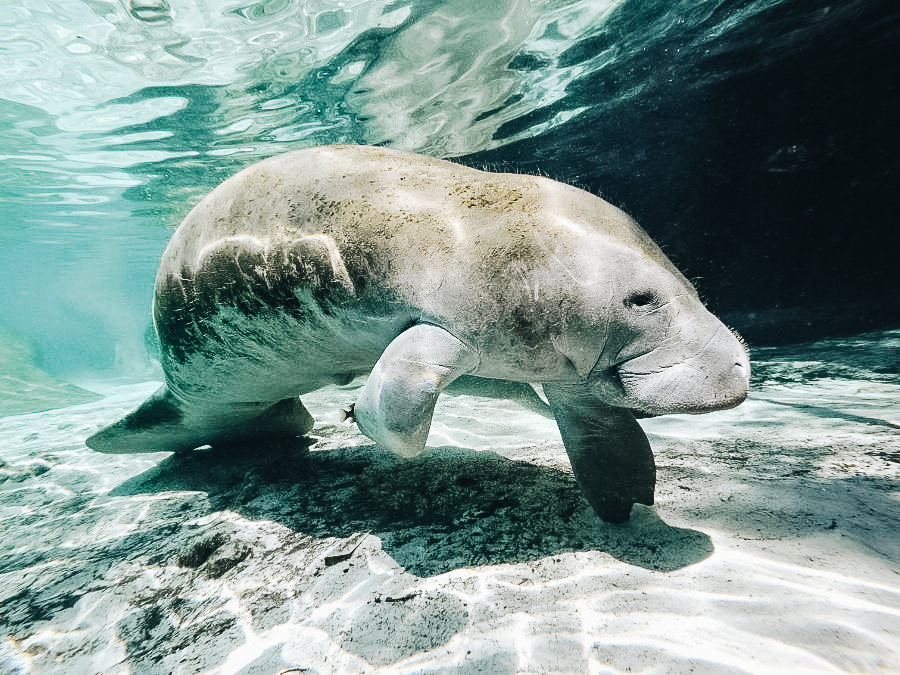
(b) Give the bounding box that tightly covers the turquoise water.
[3,0,897,399]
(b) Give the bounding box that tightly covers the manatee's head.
[555,242,750,416]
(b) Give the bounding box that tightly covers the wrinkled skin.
[87,145,750,523]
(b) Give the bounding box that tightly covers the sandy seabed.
[0,332,898,674]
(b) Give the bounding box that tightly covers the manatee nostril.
[731,361,750,391]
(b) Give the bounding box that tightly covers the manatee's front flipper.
[87,386,314,454]
[354,323,477,458]
[543,383,656,524]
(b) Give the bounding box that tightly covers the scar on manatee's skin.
[87,144,750,525]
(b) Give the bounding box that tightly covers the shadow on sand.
[110,438,713,576]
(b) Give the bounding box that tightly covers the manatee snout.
[684,322,751,412]
[614,322,750,415]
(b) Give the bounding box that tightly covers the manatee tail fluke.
[86,387,316,454]
[86,385,199,454]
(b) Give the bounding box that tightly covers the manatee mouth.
[608,365,625,395]
[609,362,665,414]
[606,365,660,418]
[588,365,653,415]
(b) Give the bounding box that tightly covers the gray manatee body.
[87,144,750,523]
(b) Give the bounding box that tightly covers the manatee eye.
[624,290,659,309]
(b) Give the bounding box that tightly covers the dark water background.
[1,0,898,386]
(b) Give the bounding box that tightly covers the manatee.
[86,144,750,523]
